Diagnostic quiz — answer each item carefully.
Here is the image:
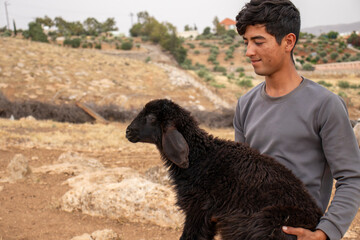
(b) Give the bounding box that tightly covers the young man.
[233,0,360,239]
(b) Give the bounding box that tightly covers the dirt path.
[102,43,233,110]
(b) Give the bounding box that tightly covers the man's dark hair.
[236,0,300,61]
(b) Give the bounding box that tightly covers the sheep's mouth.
[125,129,140,143]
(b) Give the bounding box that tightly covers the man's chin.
[253,69,266,76]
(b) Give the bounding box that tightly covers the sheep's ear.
[162,126,189,169]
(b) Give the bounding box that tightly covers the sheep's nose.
[125,128,131,138]
[125,127,139,143]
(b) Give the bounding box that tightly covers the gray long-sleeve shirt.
[233,78,360,240]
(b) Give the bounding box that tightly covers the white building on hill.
[177,30,199,39]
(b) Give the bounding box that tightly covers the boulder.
[61,167,183,228]
[33,152,105,175]
[5,154,31,183]
[33,152,184,228]
[71,229,120,240]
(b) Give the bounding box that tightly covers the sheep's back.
[176,137,321,215]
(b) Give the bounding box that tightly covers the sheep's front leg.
[179,213,216,240]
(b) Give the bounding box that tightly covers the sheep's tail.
[218,206,320,240]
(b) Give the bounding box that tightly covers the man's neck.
[264,65,302,98]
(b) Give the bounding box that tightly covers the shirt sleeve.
[316,94,360,240]
[233,98,246,143]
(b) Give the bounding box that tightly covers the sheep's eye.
[146,114,157,124]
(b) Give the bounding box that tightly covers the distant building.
[220,18,236,30]
[177,30,199,39]
[340,31,360,38]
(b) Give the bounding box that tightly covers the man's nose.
[245,43,255,57]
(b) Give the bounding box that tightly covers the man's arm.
[234,99,245,143]
[315,94,360,239]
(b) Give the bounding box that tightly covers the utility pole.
[130,12,134,26]
[4,1,10,30]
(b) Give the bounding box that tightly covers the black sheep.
[126,99,322,240]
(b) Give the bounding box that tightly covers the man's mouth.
[251,59,261,64]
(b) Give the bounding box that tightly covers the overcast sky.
[2,0,360,35]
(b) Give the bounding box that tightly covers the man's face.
[243,25,287,77]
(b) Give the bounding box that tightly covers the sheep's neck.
[182,127,213,162]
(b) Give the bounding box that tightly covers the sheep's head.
[126,99,189,169]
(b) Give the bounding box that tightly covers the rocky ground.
[0,118,236,240]
[0,37,359,240]
[0,118,359,240]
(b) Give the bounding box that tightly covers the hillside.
[302,21,360,36]
[0,37,233,113]
[1,36,360,120]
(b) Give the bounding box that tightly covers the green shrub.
[1,29,12,37]
[225,46,235,60]
[311,56,320,64]
[207,46,219,64]
[236,79,253,88]
[95,42,102,49]
[63,38,81,48]
[187,43,195,49]
[226,29,237,39]
[196,68,213,82]
[26,22,48,43]
[207,54,217,64]
[330,52,339,60]
[180,58,193,70]
[297,59,305,65]
[338,91,347,98]
[141,36,149,42]
[194,62,206,69]
[210,81,226,89]
[197,68,208,78]
[338,81,350,89]
[213,65,227,73]
[302,63,315,71]
[236,67,245,72]
[222,36,234,45]
[319,51,327,58]
[349,55,358,61]
[121,41,133,50]
[350,84,360,89]
[317,80,332,88]
[227,73,235,80]
[173,45,187,64]
[194,50,200,55]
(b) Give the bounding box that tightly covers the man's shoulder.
[239,81,265,102]
[302,78,341,102]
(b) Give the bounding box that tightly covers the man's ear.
[162,125,189,169]
[284,33,297,53]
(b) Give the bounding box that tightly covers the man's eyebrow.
[243,36,266,41]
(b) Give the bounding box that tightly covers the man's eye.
[255,42,264,46]
[244,42,248,46]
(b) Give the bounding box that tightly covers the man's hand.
[282,226,327,240]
